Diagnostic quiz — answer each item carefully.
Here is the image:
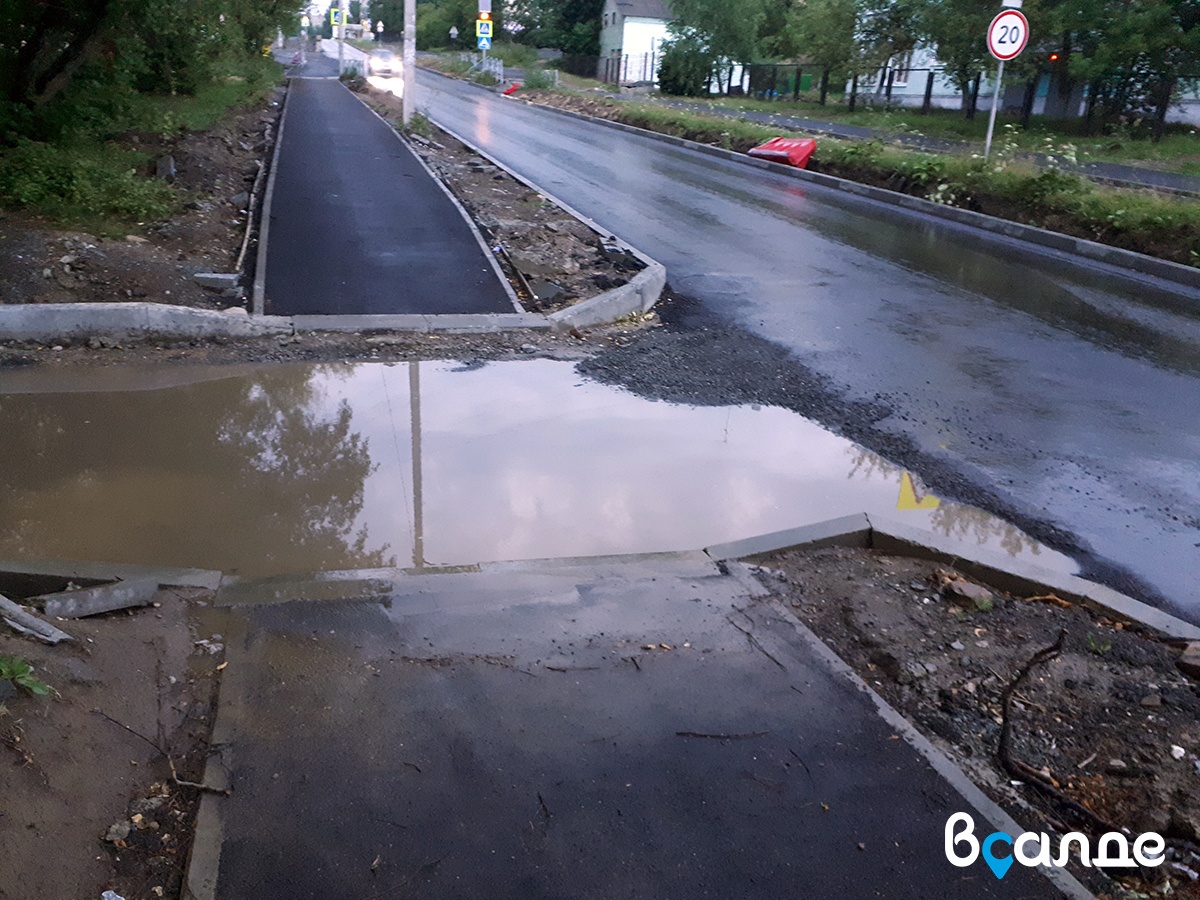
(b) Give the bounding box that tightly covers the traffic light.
[479,11,490,20]
[1048,52,1059,62]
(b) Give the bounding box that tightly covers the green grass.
[583,100,1200,266]
[683,93,1200,175]
[485,43,541,70]
[0,140,175,222]
[0,55,282,227]
[0,656,51,697]
[124,57,281,135]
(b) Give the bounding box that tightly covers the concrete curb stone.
[0,303,291,343]
[703,512,1200,641]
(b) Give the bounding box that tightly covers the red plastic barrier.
[747,137,817,169]
[502,82,521,95]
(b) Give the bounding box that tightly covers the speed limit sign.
[987,10,1029,61]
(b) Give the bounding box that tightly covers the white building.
[860,45,1200,126]
[599,0,674,84]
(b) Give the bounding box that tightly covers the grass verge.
[0,56,282,229]
[560,97,1200,268]
[694,94,1200,176]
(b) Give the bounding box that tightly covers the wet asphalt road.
[418,71,1200,621]
[262,77,513,315]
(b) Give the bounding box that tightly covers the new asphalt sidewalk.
[260,76,516,316]
[187,551,1090,899]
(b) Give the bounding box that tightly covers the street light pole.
[403,0,415,125]
[338,0,347,75]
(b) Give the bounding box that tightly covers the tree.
[1019,0,1200,136]
[509,0,603,55]
[657,26,715,95]
[0,0,300,117]
[669,0,768,66]
[788,0,858,99]
[854,0,922,75]
[374,0,494,49]
[916,0,994,112]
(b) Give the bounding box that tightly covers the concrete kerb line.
[430,70,1200,294]
[252,76,292,316]
[349,83,525,314]
[703,512,1200,641]
[0,84,664,342]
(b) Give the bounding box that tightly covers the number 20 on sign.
[987,9,1029,61]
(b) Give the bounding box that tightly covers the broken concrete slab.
[0,593,73,645]
[156,155,177,183]
[39,579,160,619]
[1179,642,1200,679]
[192,273,241,291]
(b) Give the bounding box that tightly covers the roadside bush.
[657,30,713,97]
[490,43,540,69]
[0,140,175,222]
[522,69,557,90]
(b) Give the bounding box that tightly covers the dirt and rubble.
[0,89,284,312]
[0,583,222,900]
[751,545,1200,898]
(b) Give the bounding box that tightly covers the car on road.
[370,49,398,76]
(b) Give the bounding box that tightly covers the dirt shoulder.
[753,545,1200,899]
[0,585,222,900]
[0,89,284,312]
[0,76,651,330]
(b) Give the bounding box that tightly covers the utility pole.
[339,0,347,75]
[403,0,416,125]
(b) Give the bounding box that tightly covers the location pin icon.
[981,833,1014,880]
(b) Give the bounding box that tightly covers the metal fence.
[556,53,658,86]
[720,64,979,118]
[459,51,505,83]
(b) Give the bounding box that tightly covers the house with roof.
[599,0,674,84]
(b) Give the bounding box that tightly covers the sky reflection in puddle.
[0,359,1074,578]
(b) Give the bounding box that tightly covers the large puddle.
[0,359,1074,578]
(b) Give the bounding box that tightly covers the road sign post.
[477,10,492,61]
[984,8,1029,161]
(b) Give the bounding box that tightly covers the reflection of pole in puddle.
[897,471,939,511]
[478,101,491,144]
[410,360,424,570]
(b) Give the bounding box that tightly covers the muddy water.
[0,359,1073,577]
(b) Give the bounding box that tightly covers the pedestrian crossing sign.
[477,36,491,50]
[330,8,342,25]
[476,19,492,37]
